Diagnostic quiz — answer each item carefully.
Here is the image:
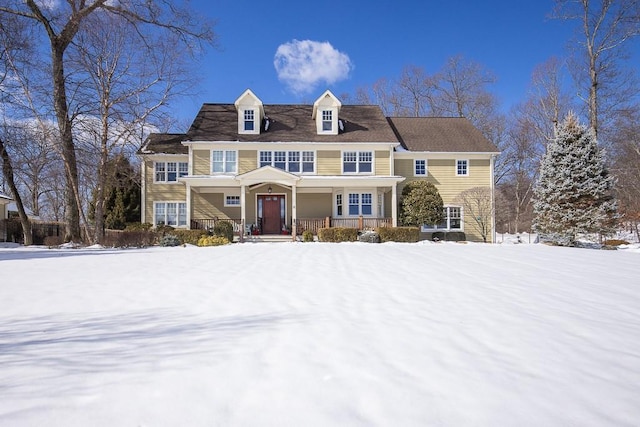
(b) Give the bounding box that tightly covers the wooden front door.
[258,195,284,234]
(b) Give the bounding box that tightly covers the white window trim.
[239,108,259,135]
[257,150,316,174]
[154,201,188,228]
[456,159,469,176]
[211,150,238,175]
[224,195,241,207]
[421,206,464,232]
[154,161,188,184]
[342,150,374,175]
[335,189,376,217]
[414,159,427,176]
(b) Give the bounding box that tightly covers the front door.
[258,195,285,234]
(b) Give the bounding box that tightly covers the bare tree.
[0,1,215,242]
[553,0,640,139]
[69,11,200,243]
[455,187,495,243]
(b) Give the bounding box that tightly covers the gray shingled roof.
[185,104,398,143]
[139,105,500,155]
[139,133,188,154]
[388,117,499,153]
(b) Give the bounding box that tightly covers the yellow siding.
[193,150,210,175]
[394,157,494,242]
[192,192,239,220]
[0,204,5,220]
[375,150,390,175]
[239,150,257,173]
[296,194,332,218]
[317,150,341,175]
[143,159,187,223]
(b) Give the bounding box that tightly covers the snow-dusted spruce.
[532,113,617,245]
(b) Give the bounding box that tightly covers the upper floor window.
[244,109,255,131]
[212,150,237,174]
[259,150,315,173]
[322,110,332,131]
[415,159,427,176]
[154,161,188,183]
[456,159,469,176]
[343,151,373,174]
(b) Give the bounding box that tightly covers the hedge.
[375,226,420,242]
[317,227,358,242]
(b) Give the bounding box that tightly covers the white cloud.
[274,40,353,94]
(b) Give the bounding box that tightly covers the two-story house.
[138,89,499,242]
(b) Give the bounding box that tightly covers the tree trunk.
[51,42,82,242]
[0,137,33,245]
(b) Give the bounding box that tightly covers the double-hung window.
[154,161,188,183]
[258,150,315,173]
[154,202,187,227]
[343,151,373,174]
[456,159,469,176]
[244,109,254,131]
[212,150,237,174]
[415,159,427,176]
[345,192,374,216]
[322,110,332,131]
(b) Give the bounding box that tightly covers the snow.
[1,241,639,426]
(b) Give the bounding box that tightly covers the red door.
[259,195,284,234]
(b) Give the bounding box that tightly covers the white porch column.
[240,184,247,227]
[186,183,192,228]
[292,184,297,237]
[391,184,398,227]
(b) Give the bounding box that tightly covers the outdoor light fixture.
[268,186,272,193]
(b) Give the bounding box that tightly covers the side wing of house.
[389,117,499,242]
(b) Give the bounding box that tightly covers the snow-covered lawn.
[1,241,639,426]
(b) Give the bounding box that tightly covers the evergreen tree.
[90,155,141,230]
[532,113,617,245]
[399,181,444,227]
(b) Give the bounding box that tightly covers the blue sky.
[178,0,575,122]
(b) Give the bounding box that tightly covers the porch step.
[238,234,295,243]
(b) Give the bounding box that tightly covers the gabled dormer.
[234,89,264,135]
[312,90,341,135]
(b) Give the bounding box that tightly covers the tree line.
[0,1,215,244]
[1,1,638,244]
[343,0,639,240]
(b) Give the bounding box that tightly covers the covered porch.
[181,166,404,239]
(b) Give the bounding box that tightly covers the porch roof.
[180,174,405,189]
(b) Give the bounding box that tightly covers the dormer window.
[244,109,255,131]
[312,90,341,135]
[235,89,263,135]
[322,110,333,131]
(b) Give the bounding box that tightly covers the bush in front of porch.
[317,227,358,242]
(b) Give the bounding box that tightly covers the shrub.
[358,230,380,243]
[376,226,420,243]
[44,235,64,248]
[197,235,230,246]
[445,231,466,242]
[159,234,181,247]
[213,221,234,242]
[154,224,175,236]
[103,230,157,248]
[170,229,209,245]
[302,230,314,242]
[125,222,153,231]
[317,227,358,242]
